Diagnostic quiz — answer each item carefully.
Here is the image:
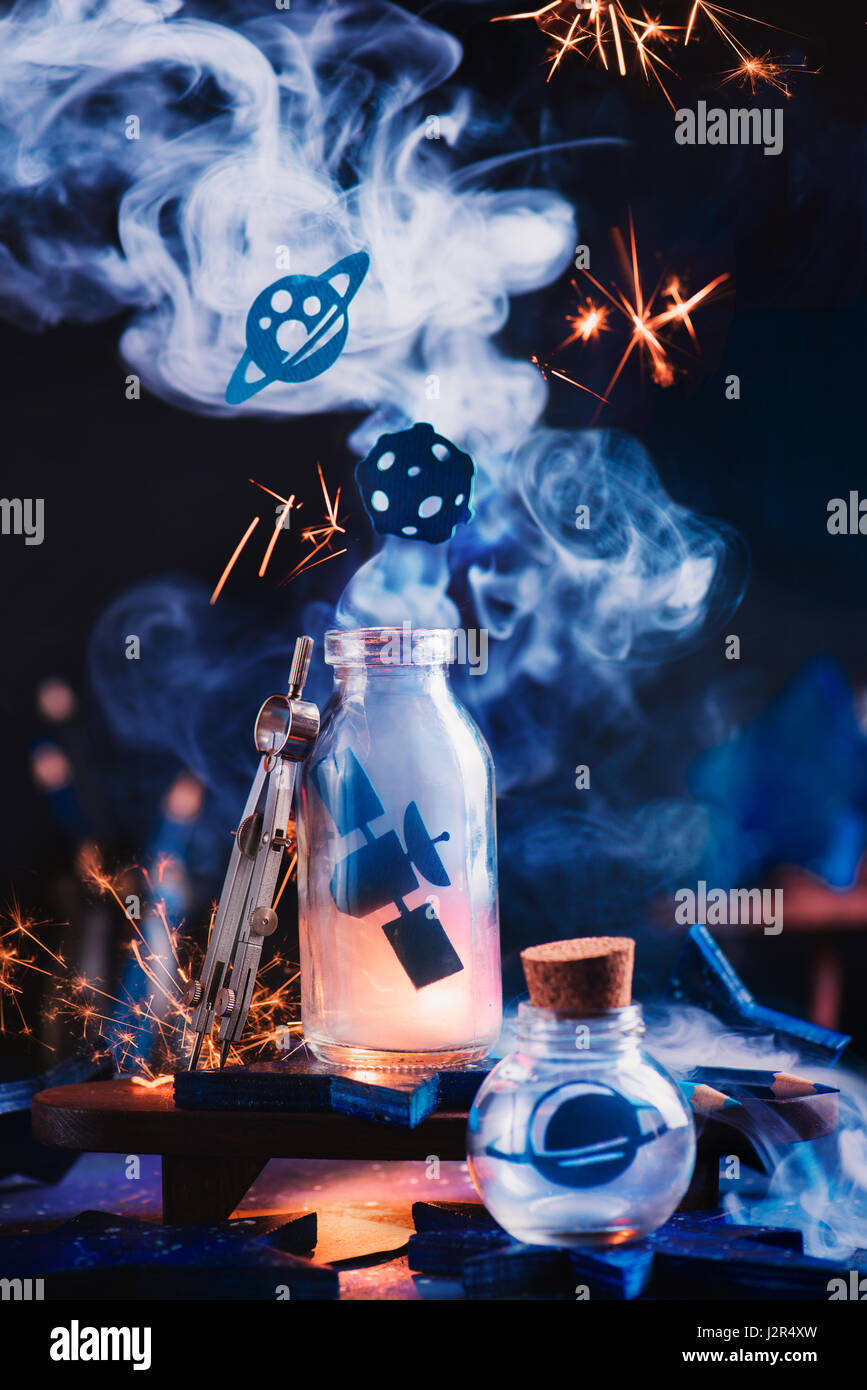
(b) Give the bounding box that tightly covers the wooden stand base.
[161,1155,267,1224]
[32,1079,468,1224]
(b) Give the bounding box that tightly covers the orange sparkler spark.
[494,0,560,15]
[495,1,809,104]
[258,494,295,578]
[609,3,627,76]
[685,3,809,95]
[280,462,348,585]
[210,516,260,605]
[720,53,811,98]
[551,368,610,403]
[6,845,306,1076]
[656,271,730,342]
[549,365,611,404]
[212,465,347,602]
[0,899,67,1036]
[273,851,297,912]
[560,212,729,414]
[495,2,683,105]
[685,1,782,54]
[531,354,610,404]
[562,299,610,346]
[249,478,290,505]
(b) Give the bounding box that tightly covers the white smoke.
[0,0,576,453]
[7,0,744,903]
[11,0,865,1255]
[0,0,741,666]
[646,1003,867,1258]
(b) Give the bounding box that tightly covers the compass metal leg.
[184,637,319,1069]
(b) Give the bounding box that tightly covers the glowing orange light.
[685,1,782,53]
[210,516,260,605]
[495,2,683,105]
[273,851,297,912]
[258,494,295,578]
[281,462,348,585]
[550,366,611,404]
[686,2,810,95]
[562,299,610,345]
[494,0,809,104]
[3,848,305,1079]
[553,212,729,414]
[720,52,812,98]
[212,466,348,602]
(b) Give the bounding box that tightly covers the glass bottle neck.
[515,1002,645,1060]
[332,664,450,694]
[326,626,454,696]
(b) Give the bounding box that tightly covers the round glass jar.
[296,626,502,1070]
[467,1002,695,1246]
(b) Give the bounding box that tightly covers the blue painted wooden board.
[666,925,849,1064]
[0,1208,332,1300]
[173,1056,491,1128]
[409,1200,820,1301]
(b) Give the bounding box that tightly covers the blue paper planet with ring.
[482,1080,669,1189]
[226,251,369,405]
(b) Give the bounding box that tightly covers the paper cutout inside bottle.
[226,251,369,404]
[312,747,463,989]
[483,1080,669,1189]
[355,422,475,543]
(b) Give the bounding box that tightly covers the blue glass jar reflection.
[467,1003,695,1247]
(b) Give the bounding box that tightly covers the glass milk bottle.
[296,627,501,1069]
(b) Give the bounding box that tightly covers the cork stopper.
[521,936,634,1016]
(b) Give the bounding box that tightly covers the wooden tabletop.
[32,1078,469,1161]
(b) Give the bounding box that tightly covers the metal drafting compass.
[184,636,320,1070]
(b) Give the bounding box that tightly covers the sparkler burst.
[493,1,811,104]
[0,898,65,1039]
[561,297,611,346]
[279,463,348,585]
[548,212,729,415]
[495,1,682,104]
[3,848,304,1080]
[531,354,611,404]
[720,53,811,98]
[210,463,348,605]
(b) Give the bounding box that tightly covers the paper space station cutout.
[355,422,475,544]
[226,252,369,404]
[312,747,463,990]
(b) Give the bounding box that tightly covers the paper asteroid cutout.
[355,422,475,544]
[225,251,369,405]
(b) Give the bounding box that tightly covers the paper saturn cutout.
[226,251,369,404]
